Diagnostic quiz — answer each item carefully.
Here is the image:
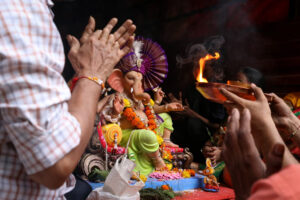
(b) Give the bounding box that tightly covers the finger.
[206,152,215,157]
[91,29,102,40]
[224,108,240,149]
[268,92,284,106]
[113,19,133,41]
[66,35,80,52]
[116,24,136,47]
[250,83,266,102]
[119,36,134,57]
[177,104,184,110]
[100,18,118,43]
[211,146,218,151]
[113,40,120,50]
[221,88,246,107]
[237,109,259,157]
[268,93,280,103]
[179,91,183,102]
[80,16,96,44]
[107,34,115,45]
[266,143,285,177]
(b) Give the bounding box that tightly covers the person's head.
[236,67,264,89]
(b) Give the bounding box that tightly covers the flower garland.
[123,98,158,132]
[122,98,164,145]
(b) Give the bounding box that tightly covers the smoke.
[176,35,226,83]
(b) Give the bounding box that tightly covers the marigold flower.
[161,185,170,190]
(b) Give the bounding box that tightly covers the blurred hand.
[167,92,183,104]
[67,17,135,81]
[203,145,222,166]
[268,93,299,136]
[167,92,193,116]
[222,108,285,200]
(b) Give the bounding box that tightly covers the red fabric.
[249,164,300,200]
[291,147,300,157]
[173,186,235,200]
[222,166,233,188]
[164,146,184,153]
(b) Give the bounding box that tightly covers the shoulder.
[249,164,300,199]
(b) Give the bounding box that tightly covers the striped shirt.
[0,0,81,199]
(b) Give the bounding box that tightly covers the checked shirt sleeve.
[0,0,81,175]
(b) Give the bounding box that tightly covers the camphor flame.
[196,52,220,82]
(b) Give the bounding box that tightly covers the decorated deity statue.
[98,37,183,176]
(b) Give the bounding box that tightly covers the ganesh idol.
[97,37,184,176]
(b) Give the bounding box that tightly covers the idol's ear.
[107,69,124,93]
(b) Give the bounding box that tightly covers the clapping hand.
[67,17,136,81]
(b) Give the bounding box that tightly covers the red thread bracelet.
[70,76,104,92]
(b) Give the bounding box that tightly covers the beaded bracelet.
[70,76,104,92]
[155,100,161,105]
[288,125,300,140]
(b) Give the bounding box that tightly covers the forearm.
[153,104,168,114]
[252,117,298,167]
[29,78,102,189]
[67,78,102,165]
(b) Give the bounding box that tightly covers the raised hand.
[113,94,124,115]
[268,93,299,133]
[222,108,285,200]
[67,17,136,81]
[154,88,165,104]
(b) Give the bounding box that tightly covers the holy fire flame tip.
[196,52,220,83]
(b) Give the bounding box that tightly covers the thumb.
[266,143,285,177]
[67,34,80,55]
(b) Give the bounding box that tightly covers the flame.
[196,52,220,82]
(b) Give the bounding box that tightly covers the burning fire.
[196,52,220,82]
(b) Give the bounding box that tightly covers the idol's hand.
[166,102,184,112]
[154,88,165,105]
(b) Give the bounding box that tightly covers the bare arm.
[29,17,135,189]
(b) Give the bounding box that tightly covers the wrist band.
[70,76,104,92]
[164,104,169,112]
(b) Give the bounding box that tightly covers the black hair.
[240,67,265,89]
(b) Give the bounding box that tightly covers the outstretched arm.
[221,84,298,167]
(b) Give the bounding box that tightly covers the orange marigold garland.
[122,101,158,132]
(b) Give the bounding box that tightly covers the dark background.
[53,0,300,97]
